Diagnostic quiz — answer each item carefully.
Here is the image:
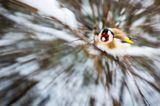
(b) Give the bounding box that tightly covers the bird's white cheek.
[107,35,113,43]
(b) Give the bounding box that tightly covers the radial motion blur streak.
[0,0,160,106]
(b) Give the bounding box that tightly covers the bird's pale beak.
[123,38,134,44]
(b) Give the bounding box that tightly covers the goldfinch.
[94,28,134,52]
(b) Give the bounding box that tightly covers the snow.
[81,0,92,16]
[18,0,78,29]
[131,17,146,27]
[106,46,160,57]
[0,7,78,42]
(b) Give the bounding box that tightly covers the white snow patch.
[16,61,39,75]
[81,0,92,15]
[106,46,160,57]
[141,0,154,7]
[0,9,79,42]
[0,40,15,46]
[134,8,146,15]
[131,17,146,27]
[16,54,37,63]
[19,0,78,29]
[141,34,159,43]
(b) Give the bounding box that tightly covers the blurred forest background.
[0,0,160,106]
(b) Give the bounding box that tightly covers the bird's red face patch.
[100,33,109,42]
